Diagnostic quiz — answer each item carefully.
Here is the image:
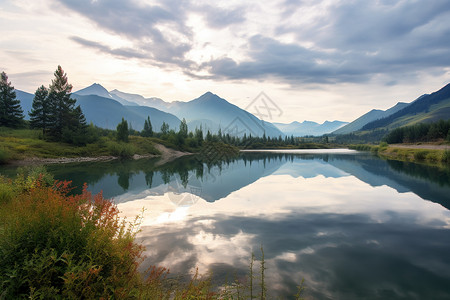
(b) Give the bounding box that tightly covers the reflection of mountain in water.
[325,154,450,209]
[43,151,450,209]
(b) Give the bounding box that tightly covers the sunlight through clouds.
[1,0,450,122]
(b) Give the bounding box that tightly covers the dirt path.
[153,144,193,165]
[390,144,450,150]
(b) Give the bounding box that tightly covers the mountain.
[109,89,167,110]
[274,120,348,136]
[72,94,180,131]
[111,90,284,137]
[333,102,408,135]
[164,92,284,137]
[16,89,181,131]
[75,84,139,106]
[362,83,450,130]
[15,90,34,119]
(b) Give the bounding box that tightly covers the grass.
[0,168,305,299]
[0,127,161,163]
[350,142,450,165]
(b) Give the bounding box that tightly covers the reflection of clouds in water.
[119,170,450,299]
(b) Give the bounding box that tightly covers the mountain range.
[16,83,348,137]
[333,83,450,135]
[274,120,347,137]
[17,81,448,138]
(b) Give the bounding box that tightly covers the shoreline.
[5,143,193,166]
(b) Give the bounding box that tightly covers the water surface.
[2,150,450,299]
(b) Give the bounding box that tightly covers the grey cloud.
[59,0,194,68]
[70,36,147,60]
[58,0,246,70]
[199,5,246,29]
[203,35,372,84]
[204,0,450,84]
[59,0,450,85]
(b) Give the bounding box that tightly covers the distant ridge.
[75,83,139,106]
[274,120,348,136]
[109,89,167,110]
[333,102,408,134]
[16,89,181,131]
[362,83,450,130]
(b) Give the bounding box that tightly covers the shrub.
[442,150,450,164]
[0,180,143,299]
[107,141,136,158]
[0,146,11,164]
[370,146,380,154]
[414,150,429,161]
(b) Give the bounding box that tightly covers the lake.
[2,149,450,299]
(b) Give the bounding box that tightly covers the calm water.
[2,150,450,299]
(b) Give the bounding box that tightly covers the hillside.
[362,83,450,130]
[333,102,408,135]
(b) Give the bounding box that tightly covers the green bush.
[442,150,450,164]
[0,180,142,299]
[107,141,136,158]
[0,147,11,164]
[370,146,380,154]
[414,150,429,161]
[379,142,388,150]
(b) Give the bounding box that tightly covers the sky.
[1,0,450,123]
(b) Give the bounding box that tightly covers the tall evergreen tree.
[160,121,169,135]
[63,105,88,145]
[47,66,77,139]
[117,118,129,142]
[0,72,24,127]
[142,116,153,137]
[194,125,203,144]
[29,85,50,134]
[179,118,188,138]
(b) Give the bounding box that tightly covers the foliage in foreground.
[0,172,143,298]
[0,169,305,299]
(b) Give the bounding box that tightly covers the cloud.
[57,0,450,86]
[70,36,147,60]
[58,0,194,68]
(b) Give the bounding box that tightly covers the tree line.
[383,119,450,144]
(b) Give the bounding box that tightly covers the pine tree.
[142,116,153,137]
[117,118,129,142]
[47,66,77,139]
[160,121,169,135]
[63,105,88,145]
[0,72,24,128]
[179,118,188,138]
[29,85,50,134]
[194,125,203,144]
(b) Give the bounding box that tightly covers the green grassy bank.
[349,143,450,165]
[0,127,164,163]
